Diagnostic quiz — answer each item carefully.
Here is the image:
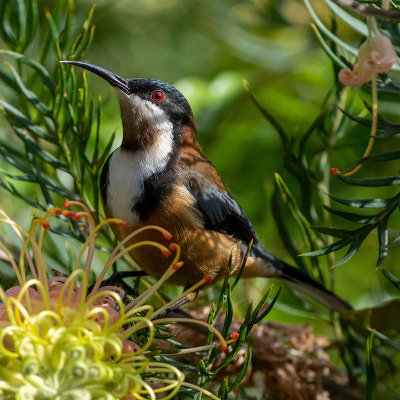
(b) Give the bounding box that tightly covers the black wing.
[186,172,258,244]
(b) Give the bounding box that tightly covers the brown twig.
[330,0,400,21]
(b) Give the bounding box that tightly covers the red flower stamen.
[219,344,229,352]
[169,243,177,251]
[330,167,340,175]
[65,212,76,219]
[55,208,63,215]
[118,221,127,228]
[41,222,50,230]
[163,232,172,240]
[230,331,239,340]
[63,201,71,209]
[162,249,172,257]
[203,274,212,283]
[172,263,181,270]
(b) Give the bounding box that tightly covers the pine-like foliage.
[0,0,106,222]
[1,0,400,398]
[245,1,400,397]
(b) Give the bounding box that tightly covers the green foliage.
[1,0,400,398]
[0,0,101,218]
[251,1,400,398]
[366,332,376,400]
[195,260,280,398]
[248,82,337,286]
[302,0,400,268]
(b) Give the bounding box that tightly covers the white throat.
[106,123,174,225]
[116,91,173,142]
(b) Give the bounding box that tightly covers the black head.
[60,61,194,150]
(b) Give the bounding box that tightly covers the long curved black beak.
[60,61,130,93]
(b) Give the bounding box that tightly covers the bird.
[60,60,352,311]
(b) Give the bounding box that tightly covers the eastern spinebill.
[61,60,351,311]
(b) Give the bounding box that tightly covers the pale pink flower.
[365,34,398,73]
[339,42,374,86]
[339,34,398,87]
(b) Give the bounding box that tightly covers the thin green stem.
[342,75,378,177]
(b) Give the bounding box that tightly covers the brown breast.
[110,182,243,288]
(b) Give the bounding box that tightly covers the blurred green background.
[1,0,400,332]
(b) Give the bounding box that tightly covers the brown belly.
[108,185,244,287]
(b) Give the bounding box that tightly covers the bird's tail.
[248,244,352,311]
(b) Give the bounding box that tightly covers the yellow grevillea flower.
[0,203,227,400]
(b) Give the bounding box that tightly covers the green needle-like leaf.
[382,269,400,290]
[311,23,347,68]
[303,0,357,56]
[228,338,253,392]
[25,0,39,46]
[12,126,68,171]
[244,80,288,147]
[323,0,368,36]
[335,229,371,266]
[5,62,52,116]
[254,286,282,323]
[322,205,376,224]
[310,225,354,238]
[377,217,389,266]
[250,284,273,322]
[0,1,16,46]
[338,175,400,187]
[339,107,400,138]
[274,173,316,244]
[218,377,228,400]
[359,151,400,164]
[0,49,55,88]
[330,195,395,209]
[0,99,56,143]
[366,333,376,400]
[302,236,353,257]
[232,240,252,289]
[369,329,400,352]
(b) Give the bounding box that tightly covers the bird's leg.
[88,270,148,295]
[108,270,148,280]
[153,289,198,320]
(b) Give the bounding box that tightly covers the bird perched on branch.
[61,61,351,311]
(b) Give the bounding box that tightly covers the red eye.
[152,91,164,102]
